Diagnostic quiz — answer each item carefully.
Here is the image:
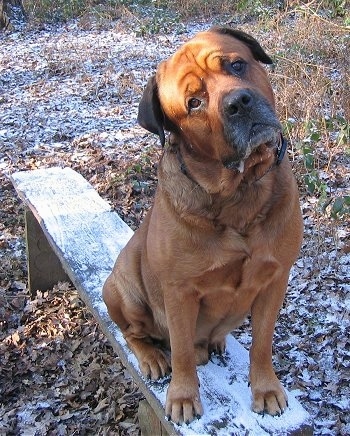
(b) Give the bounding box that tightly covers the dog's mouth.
[223,124,281,172]
[249,124,281,150]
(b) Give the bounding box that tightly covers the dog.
[103,27,303,425]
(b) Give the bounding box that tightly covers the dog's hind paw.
[209,338,226,356]
[139,348,171,380]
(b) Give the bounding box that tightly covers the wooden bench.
[11,167,313,436]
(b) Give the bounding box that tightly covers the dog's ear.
[137,75,165,147]
[210,27,273,65]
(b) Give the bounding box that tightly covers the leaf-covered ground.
[0,7,349,436]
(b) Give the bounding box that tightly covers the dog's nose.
[223,89,253,116]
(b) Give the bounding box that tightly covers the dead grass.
[272,13,349,119]
[24,0,125,25]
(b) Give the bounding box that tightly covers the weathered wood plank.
[25,208,70,294]
[10,167,313,436]
[138,399,168,436]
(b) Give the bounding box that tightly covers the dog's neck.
[167,134,285,197]
[158,141,281,233]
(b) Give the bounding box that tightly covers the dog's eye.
[230,60,246,75]
[188,97,202,111]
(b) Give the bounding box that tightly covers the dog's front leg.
[249,273,289,417]
[164,286,203,424]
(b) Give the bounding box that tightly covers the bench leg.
[25,209,70,296]
[138,399,169,436]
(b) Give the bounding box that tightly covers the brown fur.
[103,27,303,424]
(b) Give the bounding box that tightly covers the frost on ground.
[0,13,349,436]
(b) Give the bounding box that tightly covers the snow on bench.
[10,167,313,436]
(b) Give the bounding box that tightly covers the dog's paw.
[209,338,226,356]
[139,348,171,380]
[165,378,203,424]
[251,377,288,416]
[195,343,210,365]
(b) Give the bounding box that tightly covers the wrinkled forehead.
[157,31,254,85]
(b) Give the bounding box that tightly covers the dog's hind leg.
[102,274,171,380]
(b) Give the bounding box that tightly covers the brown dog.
[103,27,303,425]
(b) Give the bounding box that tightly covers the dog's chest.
[194,261,254,329]
[194,251,246,293]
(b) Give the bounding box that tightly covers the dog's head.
[138,27,282,173]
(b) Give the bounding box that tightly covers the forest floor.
[0,4,349,435]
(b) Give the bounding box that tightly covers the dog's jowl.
[103,27,303,425]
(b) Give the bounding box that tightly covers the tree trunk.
[0,0,27,30]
